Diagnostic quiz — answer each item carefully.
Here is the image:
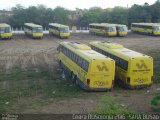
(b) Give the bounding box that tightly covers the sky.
[0,0,157,10]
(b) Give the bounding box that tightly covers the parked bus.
[101,23,128,37]
[131,23,160,36]
[49,23,70,38]
[115,24,128,37]
[89,23,117,37]
[0,23,12,39]
[24,23,43,38]
[89,41,153,89]
[57,42,115,91]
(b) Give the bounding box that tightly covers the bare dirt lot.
[0,33,160,70]
[0,33,160,114]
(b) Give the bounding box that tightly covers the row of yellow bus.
[57,41,153,91]
[24,23,70,39]
[1,23,160,39]
[0,23,71,39]
[131,23,160,36]
[89,23,128,37]
[89,23,160,37]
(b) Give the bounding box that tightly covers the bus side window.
[77,56,80,65]
[68,50,71,58]
[73,52,75,62]
[75,54,78,63]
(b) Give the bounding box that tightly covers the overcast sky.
[0,0,157,10]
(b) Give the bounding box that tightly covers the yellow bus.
[115,24,128,37]
[101,23,128,37]
[131,23,160,36]
[89,41,153,89]
[0,23,12,39]
[57,42,115,91]
[89,23,117,37]
[24,23,43,38]
[49,23,70,38]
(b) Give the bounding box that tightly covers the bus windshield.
[153,26,160,31]
[59,28,69,33]
[32,27,43,33]
[0,27,11,33]
[118,26,128,32]
[107,27,116,32]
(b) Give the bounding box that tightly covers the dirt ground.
[0,32,160,114]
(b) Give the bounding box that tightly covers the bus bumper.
[107,32,117,37]
[0,33,12,39]
[118,32,128,36]
[153,32,160,36]
[125,82,152,89]
[118,79,152,89]
[32,33,43,38]
[77,78,112,91]
[60,33,70,38]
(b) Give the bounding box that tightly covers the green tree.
[108,7,128,24]
[53,6,70,25]
[151,0,160,22]
[78,7,103,26]
[128,3,152,27]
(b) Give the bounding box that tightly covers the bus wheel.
[71,72,75,80]
[108,88,113,92]
[75,77,79,85]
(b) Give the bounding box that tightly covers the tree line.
[3,0,160,28]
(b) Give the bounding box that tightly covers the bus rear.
[87,58,115,90]
[153,25,160,35]
[127,57,153,88]
[117,26,128,36]
[32,27,43,38]
[106,26,117,36]
[0,27,12,39]
[59,27,70,38]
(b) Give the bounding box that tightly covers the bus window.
[32,28,43,33]
[0,27,11,33]
[0,28,5,33]
[119,26,128,32]
[59,28,69,33]
[5,27,11,33]
[107,27,116,32]
[153,26,160,31]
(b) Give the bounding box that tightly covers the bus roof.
[89,23,116,27]
[132,23,160,27]
[60,42,112,61]
[101,23,127,27]
[24,23,42,28]
[49,23,69,28]
[0,23,11,28]
[90,41,150,60]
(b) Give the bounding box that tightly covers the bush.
[151,95,160,112]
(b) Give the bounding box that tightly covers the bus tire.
[109,87,113,92]
[75,77,79,85]
[71,72,75,80]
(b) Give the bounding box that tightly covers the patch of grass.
[0,66,82,113]
[149,50,160,83]
[151,95,160,112]
[93,95,135,115]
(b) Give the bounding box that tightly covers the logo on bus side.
[136,60,148,69]
[97,62,108,71]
